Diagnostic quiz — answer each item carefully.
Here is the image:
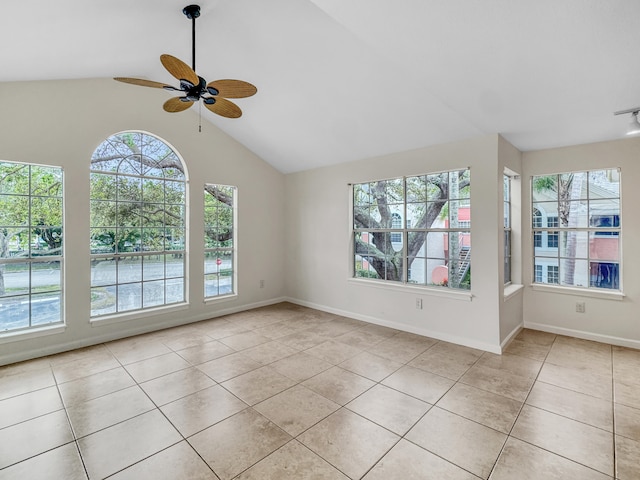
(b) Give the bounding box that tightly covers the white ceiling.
[1,0,639,173]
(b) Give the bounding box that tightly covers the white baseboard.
[500,324,523,351]
[0,297,287,366]
[524,321,640,350]
[285,297,503,354]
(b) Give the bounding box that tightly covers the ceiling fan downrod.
[182,4,200,72]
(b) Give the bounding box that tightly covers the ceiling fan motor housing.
[183,5,200,19]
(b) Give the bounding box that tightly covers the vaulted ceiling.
[2,0,639,173]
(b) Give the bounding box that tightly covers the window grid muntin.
[531,169,621,291]
[0,162,64,333]
[353,169,471,290]
[90,132,187,318]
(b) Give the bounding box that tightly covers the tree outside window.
[89,132,187,317]
[204,184,236,298]
[0,162,63,332]
[532,169,620,290]
[353,169,471,290]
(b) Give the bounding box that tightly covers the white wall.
[285,135,505,352]
[522,137,640,349]
[498,136,524,344]
[0,78,286,365]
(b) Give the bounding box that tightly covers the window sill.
[90,303,190,327]
[503,283,524,301]
[204,293,238,305]
[0,324,66,345]
[348,278,473,302]
[531,284,625,301]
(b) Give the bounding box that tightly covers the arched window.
[89,132,187,318]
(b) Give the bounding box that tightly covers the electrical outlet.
[575,302,585,313]
[259,279,265,288]
[416,298,423,310]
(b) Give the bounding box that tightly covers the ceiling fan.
[114,4,256,119]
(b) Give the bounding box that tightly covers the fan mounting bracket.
[183,4,200,19]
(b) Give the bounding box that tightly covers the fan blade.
[114,77,176,90]
[160,54,199,86]
[204,97,242,118]
[163,97,194,113]
[207,79,257,98]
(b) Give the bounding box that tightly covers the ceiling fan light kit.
[613,107,640,137]
[114,4,256,119]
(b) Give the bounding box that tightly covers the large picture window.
[353,169,471,290]
[0,162,63,333]
[89,132,187,318]
[204,184,236,298]
[532,169,620,290]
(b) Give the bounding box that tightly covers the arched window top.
[91,131,186,180]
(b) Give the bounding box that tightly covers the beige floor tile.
[526,381,613,431]
[195,352,261,383]
[298,409,399,480]
[52,350,121,384]
[161,385,248,437]
[437,382,522,433]
[302,366,375,405]
[490,437,612,480]
[254,320,308,340]
[173,340,235,365]
[408,342,483,380]
[346,384,430,435]
[109,441,219,480]
[503,338,552,362]
[358,323,400,338]
[363,439,478,480]
[382,365,455,404]
[515,328,557,346]
[367,335,435,364]
[0,367,55,401]
[106,337,173,365]
[254,385,340,436]
[269,351,333,382]
[537,362,612,400]
[614,379,640,410]
[278,330,330,350]
[47,344,114,367]
[406,407,506,479]
[303,321,358,338]
[511,405,613,476]
[242,341,299,365]
[162,331,215,351]
[306,340,363,365]
[615,435,640,480]
[140,366,216,406]
[0,443,88,480]
[78,409,181,479]
[612,346,640,384]
[66,385,155,438]
[236,440,349,480]
[0,410,74,469]
[58,367,135,407]
[222,366,297,405]
[339,351,402,382]
[0,386,63,429]
[189,408,291,480]
[475,352,542,379]
[614,403,640,441]
[124,352,191,383]
[545,339,612,377]
[194,320,249,340]
[460,364,535,402]
[333,329,387,349]
[0,356,52,379]
[219,331,271,351]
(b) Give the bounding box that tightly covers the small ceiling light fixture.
[614,107,640,136]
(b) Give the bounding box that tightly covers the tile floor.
[1,302,639,479]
